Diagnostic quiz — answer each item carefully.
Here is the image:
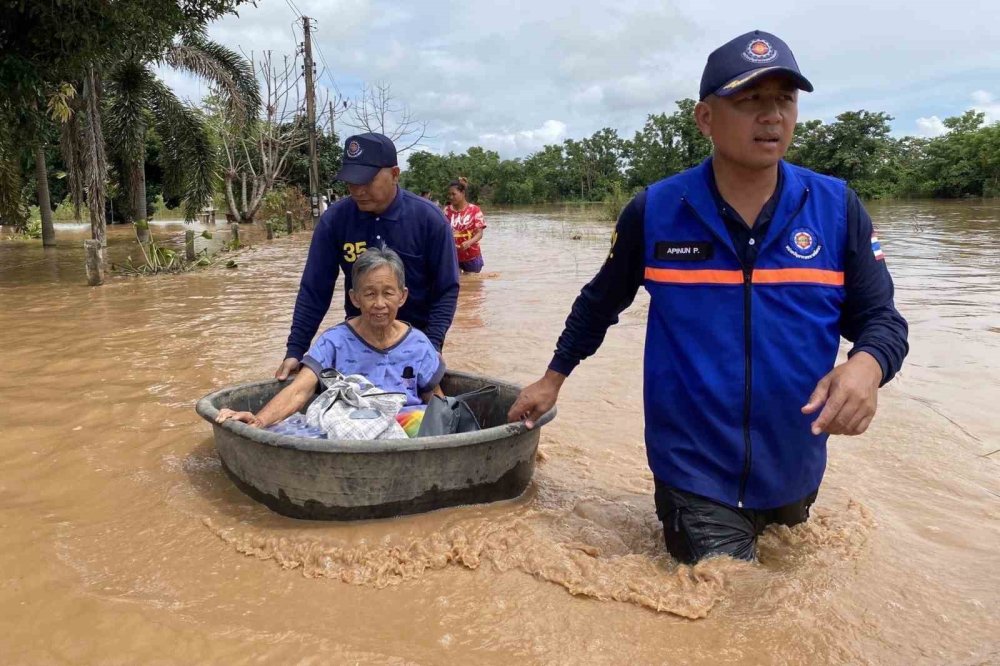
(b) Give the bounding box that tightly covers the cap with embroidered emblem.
[699,30,813,101]
[335,133,398,185]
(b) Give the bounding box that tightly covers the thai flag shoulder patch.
[871,233,884,261]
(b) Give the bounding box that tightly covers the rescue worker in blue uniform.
[275,132,460,380]
[507,31,909,563]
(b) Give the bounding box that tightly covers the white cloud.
[412,91,479,119]
[158,0,1000,159]
[572,85,605,107]
[154,66,204,104]
[603,74,665,111]
[971,90,1000,124]
[479,120,568,154]
[915,116,948,137]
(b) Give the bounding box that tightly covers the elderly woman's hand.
[215,408,263,428]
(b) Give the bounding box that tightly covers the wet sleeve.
[416,337,446,393]
[474,206,486,229]
[285,213,340,360]
[840,189,910,385]
[423,210,460,351]
[548,191,646,376]
[301,329,338,379]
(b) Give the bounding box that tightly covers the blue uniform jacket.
[550,159,908,509]
[285,187,460,358]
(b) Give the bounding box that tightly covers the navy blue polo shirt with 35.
[285,187,459,360]
[549,159,908,384]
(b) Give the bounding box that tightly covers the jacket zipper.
[737,267,752,507]
[736,187,810,508]
[681,189,811,508]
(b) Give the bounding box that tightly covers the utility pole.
[302,16,321,226]
[328,99,337,204]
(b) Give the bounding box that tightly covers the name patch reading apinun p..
[655,241,714,261]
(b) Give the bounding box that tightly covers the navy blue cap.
[335,133,398,185]
[699,30,813,101]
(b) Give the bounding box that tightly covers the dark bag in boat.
[416,385,499,437]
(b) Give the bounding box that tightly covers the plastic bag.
[266,413,327,439]
[416,385,498,437]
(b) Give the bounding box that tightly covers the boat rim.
[195,371,556,454]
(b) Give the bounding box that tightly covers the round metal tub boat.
[195,371,555,520]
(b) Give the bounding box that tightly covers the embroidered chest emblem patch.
[785,227,822,260]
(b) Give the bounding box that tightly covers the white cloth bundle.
[305,372,408,440]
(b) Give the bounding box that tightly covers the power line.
[284,0,303,19]
[313,39,344,100]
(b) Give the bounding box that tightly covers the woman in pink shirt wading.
[444,177,486,273]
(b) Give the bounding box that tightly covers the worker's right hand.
[275,357,301,381]
[507,370,565,429]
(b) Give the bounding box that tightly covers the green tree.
[581,127,625,198]
[104,32,259,237]
[624,99,711,188]
[286,132,343,197]
[883,136,930,198]
[401,150,452,200]
[917,111,1000,197]
[787,111,896,198]
[0,0,252,240]
[521,144,575,202]
[401,147,505,203]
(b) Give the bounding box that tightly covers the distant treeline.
[401,99,1000,204]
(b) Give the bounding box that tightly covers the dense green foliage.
[0,0,253,227]
[402,100,1000,206]
[285,133,345,198]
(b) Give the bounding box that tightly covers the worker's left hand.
[216,408,263,428]
[801,352,883,436]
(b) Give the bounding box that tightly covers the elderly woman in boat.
[216,246,445,430]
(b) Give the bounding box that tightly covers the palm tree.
[102,32,260,240]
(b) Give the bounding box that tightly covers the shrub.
[602,182,632,222]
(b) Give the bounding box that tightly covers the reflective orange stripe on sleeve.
[645,267,844,286]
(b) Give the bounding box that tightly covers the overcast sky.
[163,0,1000,163]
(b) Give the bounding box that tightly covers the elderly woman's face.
[349,265,407,329]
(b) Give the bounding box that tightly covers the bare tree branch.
[211,50,309,223]
[345,81,427,153]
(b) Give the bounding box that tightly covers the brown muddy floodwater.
[0,203,998,665]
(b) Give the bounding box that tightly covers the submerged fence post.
[230,223,240,246]
[265,222,274,240]
[84,240,103,286]
[285,211,293,235]
[185,229,196,261]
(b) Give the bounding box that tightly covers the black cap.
[699,30,813,101]
[335,133,398,185]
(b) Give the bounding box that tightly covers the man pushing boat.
[508,30,909,564]
[275,133,459,381]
